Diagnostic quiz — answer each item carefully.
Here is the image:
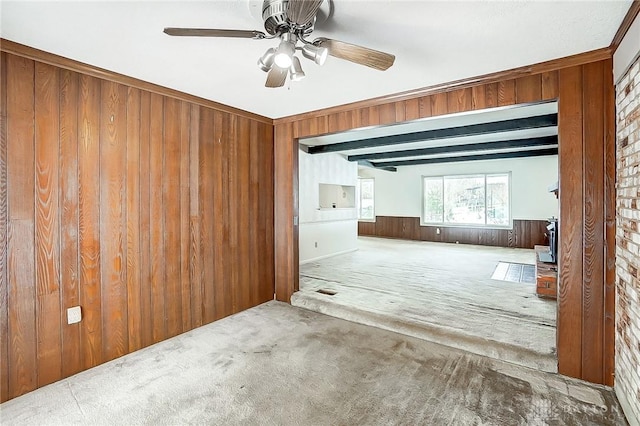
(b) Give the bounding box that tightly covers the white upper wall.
[614,13,640,83]
[298,151,358,223]
[359,155,559,221]
[298,150,358,263]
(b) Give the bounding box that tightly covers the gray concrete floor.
[0,302,625,425]
[294,237,558,372]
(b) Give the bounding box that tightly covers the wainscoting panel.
[358,217,548,249]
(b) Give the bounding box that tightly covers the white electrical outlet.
[436,228,441,235]
[67,306,82,325]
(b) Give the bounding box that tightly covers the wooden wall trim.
[358,217,548,249]
[0,39,272,125]
[611,0,640,52]
[274,47,611,125]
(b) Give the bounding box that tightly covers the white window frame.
[421,172,512,229]
[357,177,376,222]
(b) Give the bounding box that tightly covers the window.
[422,173,511,227]
[357,178,375,221]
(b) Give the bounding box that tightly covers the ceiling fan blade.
[314,38,395,71]
[164,28,266,39]
[286,0,325,26]
[266,66,287,88]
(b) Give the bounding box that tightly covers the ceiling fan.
[163,0,396,88]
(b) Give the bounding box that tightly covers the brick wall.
[616,54,640,425]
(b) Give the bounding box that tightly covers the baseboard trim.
[300,248,358,265]
[616,385,640,426]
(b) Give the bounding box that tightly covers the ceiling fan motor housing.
[262,0,288,35]
[262,0,315,35]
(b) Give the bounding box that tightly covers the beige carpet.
[0,302,625,425]
[295,237,557,372]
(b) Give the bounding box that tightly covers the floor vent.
[316,289,337,296]
[491,262,536,284]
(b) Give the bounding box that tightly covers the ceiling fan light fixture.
[274,33,296,69]
[302,44,328,66]
[290,56,305,81]
[258,47,276,72]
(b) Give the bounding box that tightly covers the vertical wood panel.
[34,62,62,387]
[394,102,405,123]
[99,80,128,362]
[498,80,516,106]
[199,108,215,323]
[138,91,152,348]
[581,61,605,384]
[471,85,487,110]
[316,115,328,135]
[336,111,349,131]
[602,58,616,386]
[515,74,542,104]
[485,83,499,108]
[404,98,420,121]
[558,65,584,379]
[447,88,472,113]
[542,71,560,100]
[6,55,37,398]
[418,96,432,118]
[228,114,239,315]
[59,69,81,378]
[431,93,448,116]
[125,87,141,352]
[0,52,9,402]
[78,74,102,370]
[189,105,202,328]
[367,106,380,126]
[274,122,296,302]
[149,93,165,343]
[163,97,182,338]
[237,117,251,312]
[249,121,260,307]
[212,111,228,319]
[262,122,276,302]
[327,113,340,133]
[179,101,191,331]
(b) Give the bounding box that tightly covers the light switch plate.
[67,306,82,325]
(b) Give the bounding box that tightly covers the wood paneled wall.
[274,55,615,386]
[358,217,548,249]
[0,51,274,402]
[557,59,616,385]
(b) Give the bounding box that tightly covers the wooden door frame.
[273,49,615,386]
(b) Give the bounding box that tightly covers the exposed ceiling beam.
[307,114,558,154]
[356,160,397,172]
[372,147,558,167]
[347,135,558,162]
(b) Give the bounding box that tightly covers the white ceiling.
[0,1,631,119]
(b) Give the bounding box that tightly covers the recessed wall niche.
[318,183,356,209]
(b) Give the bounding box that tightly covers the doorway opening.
[294,101,559,372]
